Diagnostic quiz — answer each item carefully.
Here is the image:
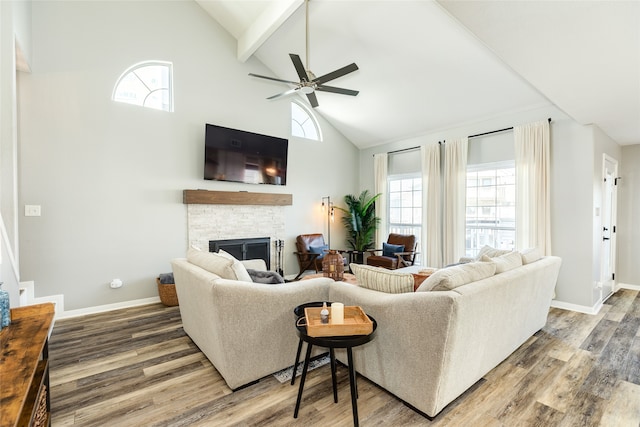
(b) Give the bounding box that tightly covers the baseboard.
[550,299,602,315]
[618,282,640,291]
[57,296,161,319]
[19,280,162,320]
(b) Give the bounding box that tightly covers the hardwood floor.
[48,290,640,426]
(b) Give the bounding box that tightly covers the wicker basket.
[157,278,179,306]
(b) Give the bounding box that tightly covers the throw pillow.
[187,248,235,279]
[520,247,543,265]
[480,251,522,274]
[475,245,512,260]
[382,242,405,257]
[416,261,496,292]
[246,269,285,284]
[217,249,253,282]
[309,244,329,259]
[350,263,414,294]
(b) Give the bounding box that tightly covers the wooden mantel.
[183,189,292,206]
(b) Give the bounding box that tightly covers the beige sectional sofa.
[171,248,561,417]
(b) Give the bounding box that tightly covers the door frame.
[600,154,618,300]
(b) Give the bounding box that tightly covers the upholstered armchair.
[366,233,418,270]
[293,234,347,280]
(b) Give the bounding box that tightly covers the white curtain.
[443,137,468,265]
[373,153,388,249]
[421,144,442,267]
[515,120,551,255]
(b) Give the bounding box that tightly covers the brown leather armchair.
[366,233,418,270]
[294,234,347,280]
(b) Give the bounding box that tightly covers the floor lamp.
[321,196,334,248]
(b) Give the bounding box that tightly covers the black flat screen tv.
[204,124,288,186]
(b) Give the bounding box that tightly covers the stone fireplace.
[184,190,291,271]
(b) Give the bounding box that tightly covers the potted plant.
[337,190,381,263]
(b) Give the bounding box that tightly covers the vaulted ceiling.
[195,0,640,149]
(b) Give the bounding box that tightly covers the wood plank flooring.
[48,290,640,426]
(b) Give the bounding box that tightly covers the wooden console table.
[0,303,55,427]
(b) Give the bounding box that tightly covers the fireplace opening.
[209,237,270,268]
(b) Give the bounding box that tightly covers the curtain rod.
[374,146,420,157]
[375,118,552,151]
[468,117,552,139]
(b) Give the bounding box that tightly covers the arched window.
[112,61,173,112]
[291,101,321,141]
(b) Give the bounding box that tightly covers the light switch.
[25,205,41,217]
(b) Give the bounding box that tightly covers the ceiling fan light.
[300,86,315,94]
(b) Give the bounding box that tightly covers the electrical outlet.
[25,205,41,217]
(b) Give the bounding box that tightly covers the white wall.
[359,104,609,309]
[618,144,640,286]
[17,1,359,310]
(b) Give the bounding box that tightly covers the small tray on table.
[303,306,373,337]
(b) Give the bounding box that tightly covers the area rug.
[272,354,330,383]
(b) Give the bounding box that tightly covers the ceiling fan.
[248,0,359,108]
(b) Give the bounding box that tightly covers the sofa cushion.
[350,263,414,294]
[481,251,522,274]
[187,248,235,279]
[476,245,512,259]
[382,242,405,257]
[217,249,253,282]
[520,247,543,265]
[416,261,497,292]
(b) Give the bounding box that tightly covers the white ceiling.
[195,0,640,149]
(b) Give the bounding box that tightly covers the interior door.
[600,155,618,301]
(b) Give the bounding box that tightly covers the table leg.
[347,347,359,427]
[293,342,313,418]
[291,338,304,385]
[330,348,338,403]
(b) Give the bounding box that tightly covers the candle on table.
[331,302,344,324]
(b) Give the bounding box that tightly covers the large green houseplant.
[337,190,381,262]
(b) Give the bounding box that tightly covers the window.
[291,101,321,141]
[465,161,516,258]
[112,61,173,112]
[388,174,422,263]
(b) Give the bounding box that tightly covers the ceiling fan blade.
[289,54,309,82]
[314,63,359,85]
[306,92,319,108]
[267,88,299,100]
[316,85,359,96]
[249,73,299,85]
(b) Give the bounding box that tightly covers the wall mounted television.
[204,123,288,186]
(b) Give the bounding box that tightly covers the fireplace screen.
[209,237,270,268]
